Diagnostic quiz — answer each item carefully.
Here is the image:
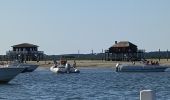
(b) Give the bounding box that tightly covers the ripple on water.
[0,67,170,100]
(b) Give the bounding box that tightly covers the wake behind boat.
[50,60,80,73]
[115,61,169,72]
[0,66,25,83]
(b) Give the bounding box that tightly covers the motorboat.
[19,63,39,73]
[0,66,25,83]
[50,63,80,73]
[115,63,169,72]
[9,61,39,73]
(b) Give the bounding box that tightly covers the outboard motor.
[116,63,120,72]
[65,63,71,73]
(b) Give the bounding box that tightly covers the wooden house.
[6,43,44,62]
[105,41,144,61]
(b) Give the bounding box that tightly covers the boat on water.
[19,64,39,73]
[50,60,80,73]
[0,66,25,83]
[115,63,169,72]
[9,61,39,73]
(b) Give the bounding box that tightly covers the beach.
[16,59,170,68]
[27,60,131,68]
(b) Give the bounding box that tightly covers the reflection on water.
[0,67,170,100]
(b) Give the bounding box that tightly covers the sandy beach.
[17,59,170,68]
[37,60,134,68]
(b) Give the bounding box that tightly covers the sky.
[0,0,170,55]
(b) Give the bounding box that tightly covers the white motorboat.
[0,66,25,83]
[115,63,169,72]
[50,63,80,73]
[9,61,39,73]
[19,64,39,73]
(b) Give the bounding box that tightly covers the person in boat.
[60,60,67,66]
[132,61,135,65]
[146,61,149,65]
[73,60,76,68]
[155,61,159,65]
[151,61,154,65]
[54,61,58,68]
[151,61,157,65]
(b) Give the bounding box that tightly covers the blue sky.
[0,0,170,55]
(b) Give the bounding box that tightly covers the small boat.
[0,66,25,83]
[115,63,169,72]
[50,63,80,73]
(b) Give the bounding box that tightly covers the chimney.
[115,41,118,44]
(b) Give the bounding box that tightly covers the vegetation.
[0,51,170,61]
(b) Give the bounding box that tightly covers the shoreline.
[36,59,170,68]
[37,60,132,68]
[2,59,170,68]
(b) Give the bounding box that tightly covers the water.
[1,67,170,100]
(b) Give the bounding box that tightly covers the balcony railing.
[6,50,44,55]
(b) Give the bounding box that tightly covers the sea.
[0,67,170,100]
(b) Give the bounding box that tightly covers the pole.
[91,49,93,60]
[159,49,160,61]
[167,49,168,61]
[102,49,103,61]
[78,50,80,60]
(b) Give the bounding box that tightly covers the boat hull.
[50,66,80,73]
[116,64,169,72]
[0,67,24,83]
[20,64,39,73]
[9,61,39,73]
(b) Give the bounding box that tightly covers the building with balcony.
[6,43,44,62]
[105,41,144,61]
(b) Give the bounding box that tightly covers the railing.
[138,49,145,53]
[6,50,44,55]
[105,49,109,53]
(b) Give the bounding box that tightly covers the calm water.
[1,67,170,100]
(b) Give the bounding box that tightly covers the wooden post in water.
[140,90,156,100]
